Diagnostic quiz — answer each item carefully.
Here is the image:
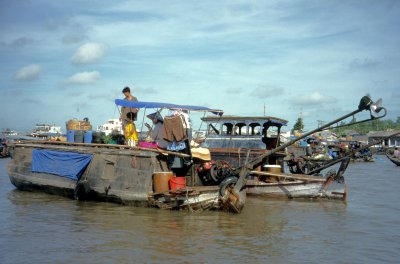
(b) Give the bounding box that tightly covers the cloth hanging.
[163,115,187,142]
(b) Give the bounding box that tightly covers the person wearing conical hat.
[145,111,168,149]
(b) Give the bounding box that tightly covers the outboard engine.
[197,161,238,185]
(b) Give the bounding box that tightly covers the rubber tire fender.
[219,176,238,197]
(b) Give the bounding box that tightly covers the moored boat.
[7,101,246,213]
[199,96,388,200]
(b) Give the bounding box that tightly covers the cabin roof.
[201,115,288,126]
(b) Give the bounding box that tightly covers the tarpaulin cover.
[32,149,93,181]
[114,99,224,116]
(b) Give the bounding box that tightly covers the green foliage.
[292,117,304,133]
[332,116,400,135]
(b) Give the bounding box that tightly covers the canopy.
[115,99,223,116]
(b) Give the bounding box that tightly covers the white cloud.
[250,85,284,98]
[70,42,107,64]
[13,64,42,81]
[65,71,101,85]
[293,92,336,106]
[225,87,244,94]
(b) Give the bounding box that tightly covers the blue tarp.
[32,149,93,181]
[114,99,224,116]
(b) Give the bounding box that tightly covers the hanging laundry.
[163,115,187,142]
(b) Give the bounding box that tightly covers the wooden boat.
[386,153,400,166]
[199,96,389,200]
[7,101,246,213]
[246,169,347,199]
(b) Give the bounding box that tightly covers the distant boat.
[386,153,400,166]
[1,128,18,136]
[31,124,62,138]
[96,118,123,136]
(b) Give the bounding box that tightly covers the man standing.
[120,86,138,129]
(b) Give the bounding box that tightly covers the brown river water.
[0,156,399,264]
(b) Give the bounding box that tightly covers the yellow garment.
[125,122,138,141]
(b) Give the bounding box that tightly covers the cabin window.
[207,124,219,135]
[234,123,247,135]
[221,123,233,135]
[263,124,279,138]
[249,123,261,135]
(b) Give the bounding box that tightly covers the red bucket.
[169,177,186,190]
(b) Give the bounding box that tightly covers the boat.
[199,96,388,200]
[386,152,400,166]
[0,137,10,158]
[96,118,123,136]
[0,128,18,136]
[199,116,348,199]
[7,101,246,213]
[30,124,62,138]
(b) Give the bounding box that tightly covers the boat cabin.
[201,116,288,150]
[200,116,288,168]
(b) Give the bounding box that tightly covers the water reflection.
[1,157,400,263]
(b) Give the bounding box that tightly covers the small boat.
[386,153,400,166]
[0,137,10,158]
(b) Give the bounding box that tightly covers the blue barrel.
[84,131,93,144]
[74,131,84,143]
[67,130,76,143]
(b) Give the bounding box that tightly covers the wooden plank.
[13,141,190,158]
[250,170,327,182]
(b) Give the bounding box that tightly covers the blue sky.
[1,0,399,132]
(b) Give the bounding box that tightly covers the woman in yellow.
[124,112,138,147]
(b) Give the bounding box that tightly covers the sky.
[1,0,399,133]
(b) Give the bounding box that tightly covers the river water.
[0,156,399,264]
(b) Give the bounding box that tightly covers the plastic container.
[153,172,174,193]
[84,131,93,144]
[66,130,76,143]
[74,130,84,143]
[262,164,281,173]
[169,176,186,190]
[92,131,104,143]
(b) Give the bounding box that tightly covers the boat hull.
[7,142,230,212]
[386,154,400,166]
[246,178,347,200]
